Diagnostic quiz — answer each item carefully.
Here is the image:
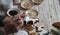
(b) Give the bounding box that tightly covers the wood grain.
[0,0,60,35]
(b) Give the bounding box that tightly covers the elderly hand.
[3,13,25,34]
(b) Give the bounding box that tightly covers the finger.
[19,13,25,18]
[3,17,12,23]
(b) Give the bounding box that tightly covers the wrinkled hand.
[3,13,25,34]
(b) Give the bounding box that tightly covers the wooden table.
[0,0,60,35]
[17,0,60,31]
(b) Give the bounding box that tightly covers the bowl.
[21,1,32,9]
[25,9,38,18]
[7,8,20,17]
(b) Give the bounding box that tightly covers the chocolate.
[9,10,18,16]
[27,21,33,26]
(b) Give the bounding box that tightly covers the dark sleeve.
[0,15,6,27]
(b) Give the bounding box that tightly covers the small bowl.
[21,1,32,9]
[32,0,43,4]
[25,9,38,18]
[7,8,20,17]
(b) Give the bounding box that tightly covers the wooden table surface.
[0,0,60,35]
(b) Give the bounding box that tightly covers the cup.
[7,8,20,17]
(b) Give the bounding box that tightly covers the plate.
[21,1,32,9]
[32,0,43,4]
[25,9,38,18]
[13,0,22,4]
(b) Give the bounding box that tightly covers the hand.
[3,13,25,34]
